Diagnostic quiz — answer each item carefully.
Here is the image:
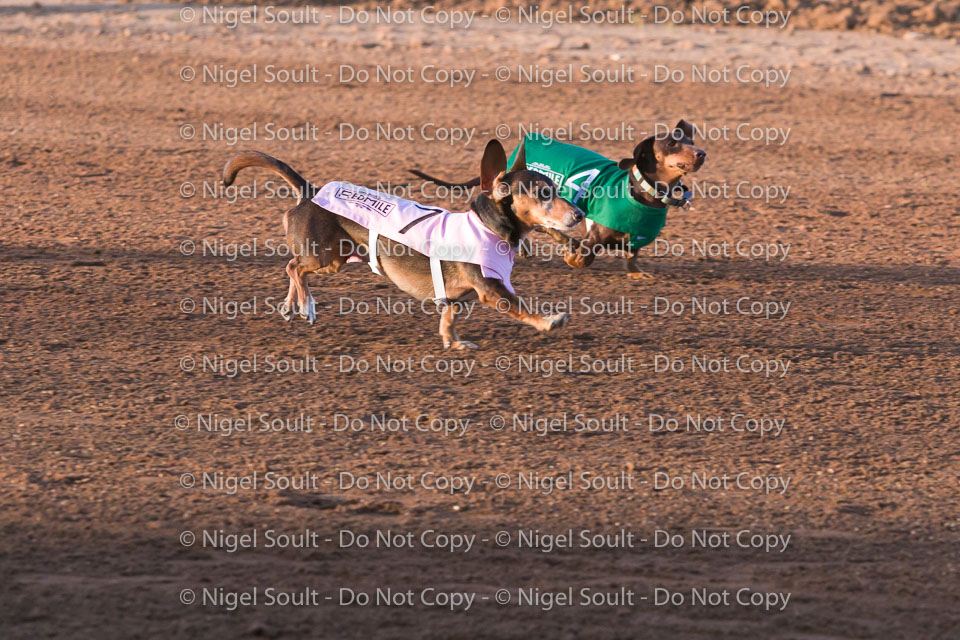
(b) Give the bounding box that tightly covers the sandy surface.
[367,0,960,38]
[1,2,959,639]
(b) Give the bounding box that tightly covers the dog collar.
[632,167,692,210]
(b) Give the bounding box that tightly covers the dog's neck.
[471,193,525,247]
[628,165,686,209]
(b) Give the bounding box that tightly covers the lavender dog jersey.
[312,182,516,296]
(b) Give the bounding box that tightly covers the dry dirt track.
[2,2,960,639]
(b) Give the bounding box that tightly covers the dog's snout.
[696,150,706,161]
[562,207,584,230]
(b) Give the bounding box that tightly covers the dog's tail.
[408,169,481,189]
[222,151,316,204]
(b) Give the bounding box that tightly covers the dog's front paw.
[626,271,654,281]
[564,252,587,268]
[543,313,570,331]
[443,340,479,350]
[278,301,293,321]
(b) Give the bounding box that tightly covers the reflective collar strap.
[371,230,447,305]
[368,230,384,275]
[429,257,448,305]
[631,167,692,209]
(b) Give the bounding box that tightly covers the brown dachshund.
[221,141,584,348]
[410,120,706,278]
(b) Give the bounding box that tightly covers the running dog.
[410,120,705,278]
[221,141,584,348]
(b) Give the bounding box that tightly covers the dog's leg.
[625,253,654,280]
[298,273,317,324]
[283,258,303,319]
[279,268,297,321]
[298,241,352,324]
[542,227,582,261]
[282,201,355,326]
[285,259,316,324]
[439,304,477,350]
[476,280,569,332]
[564,238,596,268]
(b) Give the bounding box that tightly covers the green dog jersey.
[507,133,667,250]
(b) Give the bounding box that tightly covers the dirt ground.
[1,2,959,639]
[353,0,960,38]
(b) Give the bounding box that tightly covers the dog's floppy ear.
[618,135,656,174]
[480,140,507,194]
[675,119,695,141]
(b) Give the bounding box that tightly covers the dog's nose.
[573,209,584,222]
[696,150,706,160]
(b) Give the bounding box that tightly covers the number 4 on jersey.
[564,168,600,204]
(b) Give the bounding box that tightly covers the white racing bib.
[313,182,516,301]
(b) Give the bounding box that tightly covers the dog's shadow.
[3,241,959,287]
[587,258,960,287]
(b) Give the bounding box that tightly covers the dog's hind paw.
[443,339,478,350]
[299,296,317,324]
[545,313,570,331]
